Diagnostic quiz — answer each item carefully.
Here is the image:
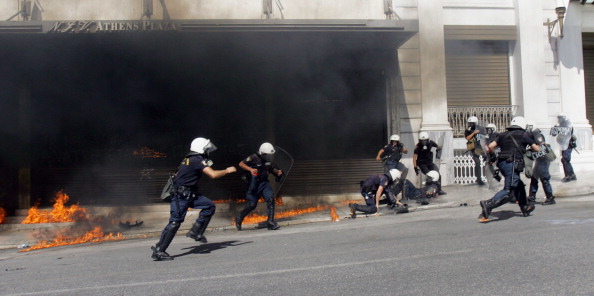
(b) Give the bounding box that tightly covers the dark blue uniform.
[380,142,407,173]
[351,174,395,215]
[465,125,487,185]
[527,130,554,204]
[413,140,445,194]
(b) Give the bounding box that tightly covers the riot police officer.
[349,169,402,218]
[236,142,284,231]
[550,113,577,182]
[413,132,446,195]
[392,170,441,205]
[151,137,237,261]
[465,116,487,185]
[526,123,556,205]
[376,134,408,173]
[480,117,540,220]
[485,123,499,145]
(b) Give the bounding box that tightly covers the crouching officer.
[479,117,539,221]
[151,137,237,261]
[349,169,402,218]
[235,142,284,231]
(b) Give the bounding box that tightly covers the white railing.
[453,150,487,184]
[448,105,518,138]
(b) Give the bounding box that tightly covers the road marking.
[547,218,594,225]
[5,249,474,295]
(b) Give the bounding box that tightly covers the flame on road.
[330,206,340,222]
[19,226,125,252]
[21,190,86,224]
[234,205,332,225]
[0,207,5,224]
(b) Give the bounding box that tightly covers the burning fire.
[330,207,340,222]
[20,226,125,252]
[133,147,167,158]
[18,190,125,252]
[21,190,87,224]
[0,207,5,224]
[234,205,331,225]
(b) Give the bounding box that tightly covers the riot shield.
[268,146,294,198]
[476,134,497,189]
[552,120,572,148]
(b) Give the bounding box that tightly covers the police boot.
[349,203,357,218]
[186,216,211,243]
[542,196,556,205]
[236,202,257,231]
[527,195,536,207]
[480,200,493,220]
[266,203,280,230]
[151,222,180,261]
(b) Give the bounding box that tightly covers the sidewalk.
[1,171,593,250]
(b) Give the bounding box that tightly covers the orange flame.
[133,147,167,158]
[20,226,125,252]
[330,207,340,222]
[21,191,87,224]
[0,207,5,224]
[234,205,330,225]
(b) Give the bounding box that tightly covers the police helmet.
[510,116,527,130]
[388,169,401,182]
[419,132,429,141]
[259,142,275,155]
[390,134,400,142]
[557,112,568,123]
[190,137,217,154]
[525,120,535,131]
[426,170,440,182]
[467,116,478,124]
[486,123,497,130]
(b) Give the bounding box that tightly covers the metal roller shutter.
[445,40,511,106]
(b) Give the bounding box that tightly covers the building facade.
[1,0,592,208]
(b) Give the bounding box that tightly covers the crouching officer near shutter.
[151,137,237,261]
[479,117,540,221]
[526,123,556,206]
[413,132,446,195]
[235,142,283,231]
[349,169,402,218]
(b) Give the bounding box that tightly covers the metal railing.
[448,105,518,137]
[453,150,487,185]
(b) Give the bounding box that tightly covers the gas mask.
[419,140,429,150]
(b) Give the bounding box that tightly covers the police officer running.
[376,134,408,173]
[413,132,446,195]
[465,116,487,185]
[479,117,540,221]
[235,142,283,231]
[349,169,402,218]
[151,137,237,261]
[526,122,556,205]
[550,113,577,182]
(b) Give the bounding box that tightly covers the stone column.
[418,0,453,184]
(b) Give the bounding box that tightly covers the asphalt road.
[2,195,594,296]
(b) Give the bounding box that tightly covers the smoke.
[1,31,393,205]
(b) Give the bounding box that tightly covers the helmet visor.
[203,142,217,154]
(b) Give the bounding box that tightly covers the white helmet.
[468,116,478,123]
[557,112,568,123]
[190,137,217,154]
[510,116,527,129]
[419,132,429,140]
[390,134,400,142]
[525,120,535,131]
[388,169,401,182]
[258,142,275,155]
[426,170,440,182]
[486,123,497,130]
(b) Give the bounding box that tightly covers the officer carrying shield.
[550,113,577,182]
[235,142,284,231]
[151,137,237,261]
[479,117,540,221]
[526,122,556,206]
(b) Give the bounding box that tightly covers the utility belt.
[173,186,197,199]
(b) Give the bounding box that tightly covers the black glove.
[489,152,497,163]
[414,167,420,175]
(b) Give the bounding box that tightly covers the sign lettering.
[47,21,177,33]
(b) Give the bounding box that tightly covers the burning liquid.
[0,207,5,224]
[19,190,125,252]
[330,206,340,222]
[235,205,332,225]
[21,190,87,224]
[133,146,167,158]
[20,226,125,252]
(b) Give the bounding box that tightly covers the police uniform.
[351,173,396,215]
[527,130,555,205]
[465,125,487,185]
[392,178,440,205]
[235,153,282,230]
[480,125,537,219]
[151,153,217,260]
[413,140,445,194]
[380,142,407,173]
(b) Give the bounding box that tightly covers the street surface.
[2,195,594,296]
